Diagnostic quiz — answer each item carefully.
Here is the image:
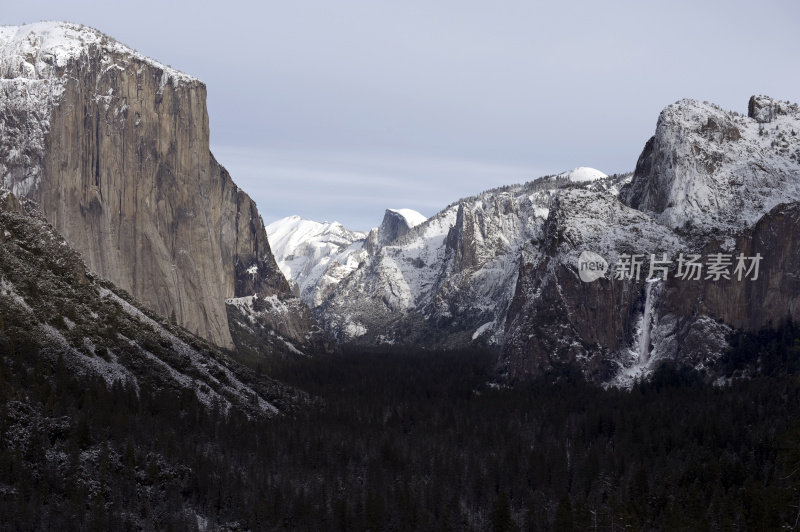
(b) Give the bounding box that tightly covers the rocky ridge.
[502,96,800,383]
[272,169,631,350]
[275,97,800,384]
[0,188,301,416]
[622,96,800,234]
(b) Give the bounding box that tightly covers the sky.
[4,1,800,230]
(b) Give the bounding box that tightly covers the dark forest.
[2,322,800,530]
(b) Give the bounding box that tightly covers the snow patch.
[472,321,494,341]
[558,167,607,183]
[100,288,279,415]
[0,278,32,312]
[344,321,367,338]
[387,208,427,228]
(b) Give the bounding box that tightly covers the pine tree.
[492,492,514,532]
[554,494,574,532]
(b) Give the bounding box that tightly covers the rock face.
[273,174,631,349]
[661,203,800,332]
[0,22,323,353]
[501,96,800,383]
[314,189,539,347]
[500,189,687,381]
[501,197,800,384]
[376,208,427,246]
[622,97,800,234]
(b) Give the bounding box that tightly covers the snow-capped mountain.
[502,96,800,383]
[375,208,428,246]
[271,97,800,384]
[318,172,636,349]
[0,22,326,356]
[274,172,632,350]
[0,22,196,204]
[3,24,798,385]
[557,166,608,183]
[266,216,367,306]
[266,208,428,309]
[622,96,800,234]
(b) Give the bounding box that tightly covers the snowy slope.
[0,22,194,82]
[266,208,428,310]
[0,189,297,416]
[318,173,630,346]
[557,166,608,183]
[266,216,367,306]
[623,96,800,234]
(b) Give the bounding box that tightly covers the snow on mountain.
[281,96,800,384]
[0,22,195,83]
[318,174,631,346]
[388,208,427,228]
[266,216,367,307]
[375,208,427,247]
[623,96,800,235]
[557,166,608,183]
[501,187,693,382]
[0,189,296,416]
[268,175,633,350]
[266,208,429,310]
[1,21,326,354]
[0,22,197,199]
[502,96,800,385]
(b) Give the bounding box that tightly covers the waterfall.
[638,280,659,364]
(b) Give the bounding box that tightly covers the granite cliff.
[501,96,800,383]
[0,22,325,355]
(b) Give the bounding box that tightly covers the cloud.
[4,0,799,231]
[212,146,554,230]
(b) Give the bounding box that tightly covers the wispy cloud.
[212,146,554,230]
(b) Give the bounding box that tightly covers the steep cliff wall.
[502,97,800,383]
[622,97,800,233]
[0,22,318,351]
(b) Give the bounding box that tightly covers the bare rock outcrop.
[0,22,322,352]
[502,97,800,383]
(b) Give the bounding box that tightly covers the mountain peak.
[0,21,326,353]
[623,95,800,233]
[378,208,427,246]
[748,94,800,124]
[387,208,427,227]
[0,21,197,84]
[557,167,607,183]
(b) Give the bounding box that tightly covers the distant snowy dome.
[377,208,427,247]
[387,208,427,228]
[558,167,608,183]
